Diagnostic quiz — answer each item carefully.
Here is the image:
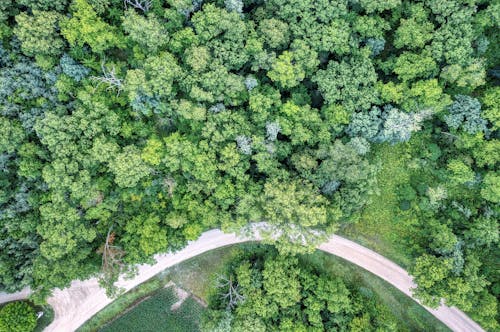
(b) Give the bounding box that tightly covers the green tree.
[17,0,68,11]
[0,302,37,332]
[263,256,301,308]
[14,10,64,63]
[258,18,289,49]
[61,0,124,53]
[359,0,400,13]
[444,95,487,135]
[394,4,434,49]
[122,10,169,53]
[0,118,25,154]
[394,50,438,82]
[447,159,475,185]
[481,172,500,203]
[260,179,330,254]
[313,52,378,111]
[203,248,398,331]
[440,60,486,92]
[109,145,150,188]
[267,51,305,89]
[267,40,318,89]
[411,254,453,307]
[122,214,168,261]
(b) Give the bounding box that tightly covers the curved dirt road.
[0,287,31,304]
[1,229,484,332]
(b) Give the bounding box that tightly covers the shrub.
[0,302,37,332]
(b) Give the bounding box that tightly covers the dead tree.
[91,62,123,95]
[98,227,126,297]
[124,0,152,12]
[101,228,125,274]
[216,275,245,309]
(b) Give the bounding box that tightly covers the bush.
[0,302,37,332]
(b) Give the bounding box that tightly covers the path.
[0,287,31,304]
[0,228,484,332]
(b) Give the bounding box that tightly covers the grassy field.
[340,139,419,268]
[300,249,451,332]
[158,244,239,300]
[100,287,203,332]
[78,245,239,332]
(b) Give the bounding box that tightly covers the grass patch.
[34,304,54,332]
[301,250,451,332]
[99,287,204,332]
[77,279,162,332]
[159,244,239,301]
[340,139,419,267]
[78,245,239,331]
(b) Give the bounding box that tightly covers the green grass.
[34,304,54,332]
[100,287,203,332]
[300,250,451,332]
[78,245,239,332]
[341,140,418,267]
[77,279,162,332]
[158,244,239,300]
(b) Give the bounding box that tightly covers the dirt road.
[1,228,484,332]
[0,287,31,304]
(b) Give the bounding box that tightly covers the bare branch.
[216,274,245,309]
[124,0,152,12]
[91,62,123,95]
[100,227,126,280]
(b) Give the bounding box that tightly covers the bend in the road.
[0,228,485,332]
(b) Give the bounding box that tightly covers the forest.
[0,0,498,330]
[203,246,403,331]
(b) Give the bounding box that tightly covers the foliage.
[259,179,330,253]
[14,10,65,63]
[313,52,378,112]
[0,302,37,332]
[59,54,90,81]
[17,0,68,11]
[0,0,497,326]
[444,95,487,135]
[60,0,124,53]
[122,10,168,53]
[202,248,399,331]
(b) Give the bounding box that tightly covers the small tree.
[444,95,487,135]
[0,302,37,332]
[224,0,243,14]
[265,122,280,141]
[235,135,252,155]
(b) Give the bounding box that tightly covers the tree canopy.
[202,247,399,331]
[0,0,498,329]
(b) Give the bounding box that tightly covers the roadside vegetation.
[80,244,450,331]
[100,287,204,332]
[203,244,452,331]
[0,0,498,329]
[0,301,53,332]
[78,245,238,331]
